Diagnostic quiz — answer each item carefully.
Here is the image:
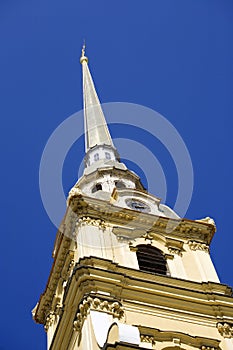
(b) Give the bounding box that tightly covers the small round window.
[125,198,150,213]
[115,181,126,189]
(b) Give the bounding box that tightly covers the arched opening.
[105,152,111,160]
[136,244,168,275]
[92,183,102,193]
[94,153,99,161]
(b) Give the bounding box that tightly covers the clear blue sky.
[1,1,233,349]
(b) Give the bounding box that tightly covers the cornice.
[68,193,216,244]
[34,192,217,326]
[67,257,233,324]
[76,166,145,192]
[33,236,74,324]
[48,257,233,349]
[33,205,79,325]
[76,256,232,295]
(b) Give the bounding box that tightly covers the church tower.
[33,48,233,350]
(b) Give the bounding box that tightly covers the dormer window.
[94,153,99,161]
[105,152,111,160]
[136,245,168,275]
[92,183,102,193]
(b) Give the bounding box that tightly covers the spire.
[80,44,114,152]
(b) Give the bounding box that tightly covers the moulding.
[138,326,220,349]
[68,194,216,246]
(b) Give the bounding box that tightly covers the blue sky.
[1,1,233,349]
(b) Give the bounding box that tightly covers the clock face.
[125,198,151,213]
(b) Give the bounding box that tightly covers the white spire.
[80,45,114,152]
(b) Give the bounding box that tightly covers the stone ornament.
[44,312,56,332]
[73,296,124,333]
[217,322,233,338]
[188,241,209,252]
[67,259,75,276]
[140,334,156,345]
[142,232,153,241]
[117,235,131,243]
[67,187,82,204]
[168,247,182,256]
[196,217,216,227]
[76,216,107,230]
[61,257,75,280]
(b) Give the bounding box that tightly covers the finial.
[80,40,88,64]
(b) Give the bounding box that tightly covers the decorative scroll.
[76,216,107,230]
[188,241,209,252]
[73,296,124,333]
[140,334,156,345]
[168,247,182,256]
[217,322,233,338]
[67,187,82,204]
[44,312,56,332]
[142,232,153,242]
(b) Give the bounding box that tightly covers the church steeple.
[33,48,233,350]
[80,45,119,167]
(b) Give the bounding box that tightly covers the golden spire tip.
[80,40,88,64]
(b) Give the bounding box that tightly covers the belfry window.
[94,153,99,161]
[105,152,111,160]
[136,245,168,275]
[92,183,102,193]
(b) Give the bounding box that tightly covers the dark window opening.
[136,244,167,275]
[105,152,111,160]
[92,183,102,193]
[115,181,126,189]
[94,153,99,161]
